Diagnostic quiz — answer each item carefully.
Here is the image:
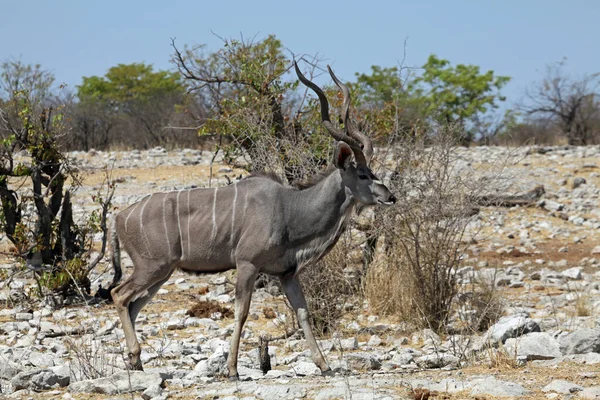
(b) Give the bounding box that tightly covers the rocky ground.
[1,145,600,399]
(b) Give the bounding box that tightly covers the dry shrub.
[456,270,506,333]
[574,293,592,317]
[364,248,411,318]
[65,334,121,380]
[364,128,494,332]
[485,343,521,370]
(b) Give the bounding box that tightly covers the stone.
[504,332,562,360]
[166,318,185,330]
[415,353,460,369]
[559,328,600,354]
[334,337,358,351]
[425,378,472,392]
[572,177,587,189]
[580,386,600,399]
[190,349,227,377]
[542,379,583,394]
[315,386,379,400]
[29,351,56,368]
[368,335,382,347]
[142,383,165,400]
[413,329,442,346]
[345,352,382,371]
[292,361,321,376]
[264,369,293,378]
[390,351,415,366]
[254,384,307,399]
[0,361,20,380]
[470,376,530,397]
[534,352,600,366]
[31,370,69,390]
[591,246,600,255]
[12,368,69,391]
[236,366,265,381]
[484,313,541,344]
[561,267,583,280]
[540,200,564,212]
[14,313,33,321]
[69,371,164,395]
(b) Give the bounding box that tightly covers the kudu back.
[110,61,395,380]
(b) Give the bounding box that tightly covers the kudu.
[110,61,396,380]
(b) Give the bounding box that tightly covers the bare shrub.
[455,268,506,333]
[484,342,521,370]
[65,334,121,381]
[364,128,491,332]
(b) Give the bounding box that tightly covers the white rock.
[561,267,583,280]
[291,361,321,376]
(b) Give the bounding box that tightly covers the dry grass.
[82,164,247,188]
[574,293,593,317]
[364,250,413,319]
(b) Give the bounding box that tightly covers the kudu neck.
[291,169,355,228]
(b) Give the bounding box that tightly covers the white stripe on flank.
[241,189,249,225]
[187,189,191,258]
[124,194,149,232]
[230,184,238,244]
[211,187,219,240]
[176,190,184,258]
[162,194,172,259]
[139,194,153,256]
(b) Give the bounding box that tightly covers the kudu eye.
[358,174,369,180]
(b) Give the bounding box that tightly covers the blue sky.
[2,0,598,111]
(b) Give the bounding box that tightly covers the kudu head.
[294,61,396,207]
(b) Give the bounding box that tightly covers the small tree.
[355,65,424,142]
[411,55,511,144]
[523,60,600,145]
[171,35,336,182]
[76,63,188,149]
[351,57,511,145]
[0,61,114,300]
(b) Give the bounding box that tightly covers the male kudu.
[110,61,396,380]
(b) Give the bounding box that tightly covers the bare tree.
[523,60,600,145]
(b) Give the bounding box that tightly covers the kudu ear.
[333,142,354,170]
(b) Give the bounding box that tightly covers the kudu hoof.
[321,368,334,377]
[228,374,240,382]
[127,360,144,371]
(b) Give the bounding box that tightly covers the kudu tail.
[95,218,123,301]
[108,218,123,292]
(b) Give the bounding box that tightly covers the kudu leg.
[279,274,330,374]
[129,274,172,328]
[227,262,259,381]
[111,272,172,371]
